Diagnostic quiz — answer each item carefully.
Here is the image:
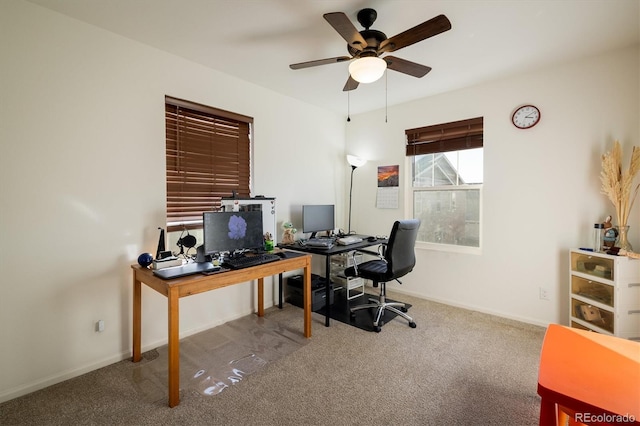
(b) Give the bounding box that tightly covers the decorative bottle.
[593,223,604,252]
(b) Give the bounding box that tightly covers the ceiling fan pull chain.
[347,89,351,122]
[385,70,388,123]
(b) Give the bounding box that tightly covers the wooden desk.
[131,254,312,407]
[537,324,640,425]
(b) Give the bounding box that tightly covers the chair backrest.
[385,219,421,279]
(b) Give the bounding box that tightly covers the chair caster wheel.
[374,325,382,333]
[400,306,408,313]
[409,322,417,328]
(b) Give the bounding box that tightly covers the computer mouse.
[367,236,377,242]
[275,251,288,258]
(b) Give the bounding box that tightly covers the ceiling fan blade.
[324,12,368,51]
[290,56,352,70]
[384,56,432,78]
[379,14,451,53]
[343,75,359,91]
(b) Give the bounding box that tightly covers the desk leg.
[168,287,180,408]
[278,273,283,309]
[538,398,557,426]
[132,271,142,363]
[257,277,264,317]
[324,255,331,327]
[304,261,311,338]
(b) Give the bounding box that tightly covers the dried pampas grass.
[600,140,640,227]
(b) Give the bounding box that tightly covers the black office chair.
[344,219,420,332]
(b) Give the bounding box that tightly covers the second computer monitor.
[302,204,335,239]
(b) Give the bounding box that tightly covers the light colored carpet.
[0,289,546,425]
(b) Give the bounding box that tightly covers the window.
[406,117,483,249]
[165,96,253,232]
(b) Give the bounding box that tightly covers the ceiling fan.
[289,8,451,91]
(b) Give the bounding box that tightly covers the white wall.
[0,1,345,402]
[346,45,640,326]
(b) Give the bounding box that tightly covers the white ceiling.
[27,0,640,116]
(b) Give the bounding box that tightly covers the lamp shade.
[347,155,367,168]
[348,57,387,84]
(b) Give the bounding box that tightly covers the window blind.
[165,96,252,231]
[405,117,483,156]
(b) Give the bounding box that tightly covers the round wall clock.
[511,105,541,129]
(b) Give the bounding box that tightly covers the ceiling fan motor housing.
[348,29,387,57]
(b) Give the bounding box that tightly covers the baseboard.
[0,306,261,404]
[0,350,131,404]
[385,286,550,329]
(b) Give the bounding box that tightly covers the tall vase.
[617,225,632,251]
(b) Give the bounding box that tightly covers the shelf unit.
[569,249,640,341]
[330,252,364,300]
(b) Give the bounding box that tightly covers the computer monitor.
[302,204,335,239]
[203,211,264,255]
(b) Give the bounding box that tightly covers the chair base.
[350,292,417,332]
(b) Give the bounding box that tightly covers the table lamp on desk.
[347,155,367,234]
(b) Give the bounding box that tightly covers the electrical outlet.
[539,287,550,301]
[95,320,105,332]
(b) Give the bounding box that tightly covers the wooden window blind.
[405,117,483,156]
[165,96,253,231]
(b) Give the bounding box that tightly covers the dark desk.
[279,236,385,327]
[131,254,312,407]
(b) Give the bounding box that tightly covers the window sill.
[415,241,482,255]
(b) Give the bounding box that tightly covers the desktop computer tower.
[287,274,334,311]
[221,197,277,244]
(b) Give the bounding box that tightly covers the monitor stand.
[228,250,245,259]
[309,231,334,240]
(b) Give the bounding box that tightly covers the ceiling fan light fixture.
[348,57,387,83]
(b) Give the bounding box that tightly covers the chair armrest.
[354,248,381,257]
[347,244,387,276]
[356,242,387,258]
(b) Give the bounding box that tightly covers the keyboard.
[337,236,363,245]
[302,239,334,248]
[223,253,281,269]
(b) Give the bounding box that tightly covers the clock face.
[512,105,540,129]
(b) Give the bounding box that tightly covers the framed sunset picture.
[377,165,399,187]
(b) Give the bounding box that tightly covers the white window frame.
[406,157,483,255]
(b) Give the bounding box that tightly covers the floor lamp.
[347,155,367,234]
